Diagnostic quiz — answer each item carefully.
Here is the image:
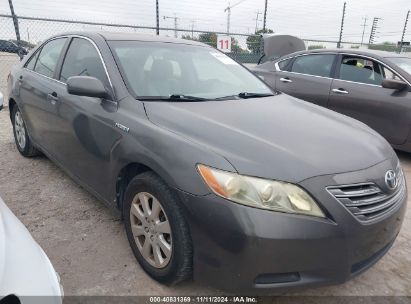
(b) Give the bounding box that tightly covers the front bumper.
[177,158,407,292]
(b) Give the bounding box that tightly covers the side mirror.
[382,78,408,91]
[67,76,109,99]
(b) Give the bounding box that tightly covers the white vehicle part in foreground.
[0,197,63,304]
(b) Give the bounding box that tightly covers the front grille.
[327,168,406,222]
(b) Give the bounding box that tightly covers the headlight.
[197,164,325,218]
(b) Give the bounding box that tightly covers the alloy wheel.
[14,111,26,150]
[129,192,172,269]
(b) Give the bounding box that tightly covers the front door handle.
[332,88,349,94]
[280,77,292,83]
[47,92,59,104]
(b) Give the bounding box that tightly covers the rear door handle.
[47,92,59,104]
[280,77,292,83]
[332,88,349,94]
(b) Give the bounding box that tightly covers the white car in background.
[0,197,63,304]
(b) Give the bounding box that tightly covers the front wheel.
[12,106,40,157]
[123,172,193,285]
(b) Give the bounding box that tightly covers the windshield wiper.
[237,92,274,99]
[211,92,275,100]
[138,94,208,101]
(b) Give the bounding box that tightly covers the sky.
[0,0,410,46]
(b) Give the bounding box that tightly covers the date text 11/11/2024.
[149,296,258,303]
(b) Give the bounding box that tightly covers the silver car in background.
[0,197,63,304]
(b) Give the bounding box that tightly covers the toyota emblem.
[385,170,398,190]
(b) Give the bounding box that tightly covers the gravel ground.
[0,106,410,296]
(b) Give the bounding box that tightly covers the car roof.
[51,31,209,47]
[281,48,408,60]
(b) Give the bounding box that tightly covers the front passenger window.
[34,38,67,78]
[338,56,383,85]
[60,38,109,86]
[25,50,40,70]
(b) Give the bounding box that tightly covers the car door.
[274,53,336,107]
[253,58,290,89]
[50,37,121,199]
[18,37,68,150]
[328,54,411,145]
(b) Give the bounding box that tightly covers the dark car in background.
[253,49,411,152]
[7,32,407,291]
[0,39,28,57]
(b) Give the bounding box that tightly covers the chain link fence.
[0,14,410,102]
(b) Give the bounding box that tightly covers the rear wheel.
[123,171,192,285]
[12,106,40,157]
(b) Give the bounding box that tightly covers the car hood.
[144,94,394,183]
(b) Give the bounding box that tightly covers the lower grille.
[327,168,406,222]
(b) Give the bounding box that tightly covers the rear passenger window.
[60,38,108,86]
[34,38,67,78]
[291,54,335,77]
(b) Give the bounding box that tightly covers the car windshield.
[388,57,411,75]
[109,40,273,100]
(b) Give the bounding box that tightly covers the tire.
[123,171,193,285]
[11,105,40,157]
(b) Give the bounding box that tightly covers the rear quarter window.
[277,58,290,70]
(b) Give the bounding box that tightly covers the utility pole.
[191,20,195,39]
[156,0,160,35]
[337,2,346,48]
[224,0,247,35]
[8,0,20,44]
[163,14,178,38]
[369,17,381,45]
[360,17,367,47]
[399,10,410,53]
[254,11,262,33]
[263,0,268,32]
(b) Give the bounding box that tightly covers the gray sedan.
[253,49,411,152]
[7,32,407,292]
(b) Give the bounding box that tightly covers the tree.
[231,37,248,53]
[198,32,217,47]
[308,45,325,50]
[246,28,274,54]
[368,41,397,52]
[181,34,198,41]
